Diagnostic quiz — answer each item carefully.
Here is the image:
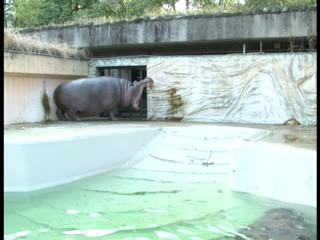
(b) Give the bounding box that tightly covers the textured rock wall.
[91,53,316,125]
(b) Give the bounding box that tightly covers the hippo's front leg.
[65,110,80,121]
[109,109,119,121]
[56,108,68,121]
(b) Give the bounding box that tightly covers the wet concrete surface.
[4,120,316,151]
[237,208,316,240]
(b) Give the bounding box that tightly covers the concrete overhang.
[20,9,317,50]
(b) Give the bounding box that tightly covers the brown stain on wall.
[168,87,184,121]
[41,91,51,121]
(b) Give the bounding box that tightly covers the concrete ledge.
[4,127,160,192]
[4,51,88,77]
[230,141,316,207]
[20,10,317,50]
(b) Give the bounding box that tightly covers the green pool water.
[4,167,316,240]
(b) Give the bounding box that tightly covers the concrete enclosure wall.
[20,10,317,50]
[90,52,317,125]
[4,52,88,125]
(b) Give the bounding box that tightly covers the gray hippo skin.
[53,76,154,121]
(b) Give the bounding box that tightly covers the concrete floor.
[4,120,317,150]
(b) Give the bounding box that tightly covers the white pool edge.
[4,127,162,192]
[4,126,317,209]
[230,140,317,208]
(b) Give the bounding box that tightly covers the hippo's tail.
[53,84,65,108]
[53,85,60,107]
[53,84,68,114]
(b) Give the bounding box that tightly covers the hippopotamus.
[53,76,154,121]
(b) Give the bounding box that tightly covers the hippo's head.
[131,77,154,110]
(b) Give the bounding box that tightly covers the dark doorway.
[97,66,148,119]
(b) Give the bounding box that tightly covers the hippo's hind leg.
[56,108,68,121]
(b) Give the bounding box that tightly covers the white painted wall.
[4,76,67,124]
[4,127,161,192]
[4,52,88,125]
[230,141,317,207]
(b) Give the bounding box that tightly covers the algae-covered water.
[4,167,316,240]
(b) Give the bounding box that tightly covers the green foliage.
[4,0,16,28]
[92,0,180,20]
[190,0,242,10]
[245,0,286,9]
[37,0,98,26]
[14,0,42,28]
[13,0,100,28]
[285,0,316,8]
[191,0,218,8]
[244,0,316,10]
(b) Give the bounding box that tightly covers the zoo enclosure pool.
[4,122,317,239]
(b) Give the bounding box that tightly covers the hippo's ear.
[145,77,153,82]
